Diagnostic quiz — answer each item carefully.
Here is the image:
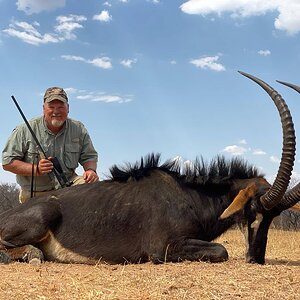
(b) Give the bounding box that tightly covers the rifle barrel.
[11,95,68,188]
[11,95,48,158]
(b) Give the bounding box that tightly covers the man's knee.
[19,190,54,203]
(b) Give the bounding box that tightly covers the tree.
[0,183,20,213]
[273,177,300,230]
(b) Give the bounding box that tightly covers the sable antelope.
[0,72,296,265]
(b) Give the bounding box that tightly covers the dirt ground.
[0,229,299,300]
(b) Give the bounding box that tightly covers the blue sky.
[1,0,300,184]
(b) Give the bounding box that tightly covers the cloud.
[172,156,194,171]
[76,92,132,104]
[180,0,300,35]
[62,87,133,103]
[2,21,59,45]
[55,15,87,40]
[270,155,280,163]
[258,49,271,56]
[17,0,65,15]
[89,57,112,69]
[239,139,247,145]
[60,55,85,62]
[61,55,113,69]
[93,10,112,22]
[222,145,247,155]
[2,15,86,45]
[120,58,137,68]
[190,55,225,71]
[252,149,267,155]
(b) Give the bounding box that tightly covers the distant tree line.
[0,182,20,212]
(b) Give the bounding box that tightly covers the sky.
[1,0,300,185]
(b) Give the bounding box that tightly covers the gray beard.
[51,120,65,127]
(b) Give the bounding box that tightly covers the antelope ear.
[288,203,300,213]
[220,183,257,219]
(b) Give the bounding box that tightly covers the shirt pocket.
[64,143,80,169]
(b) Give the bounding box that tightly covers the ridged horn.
[277,81,300,94]
[275,80,300,210]
[277,183,300,210]
[239,71,296,210]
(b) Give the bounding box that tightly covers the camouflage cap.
[44,87,68,103]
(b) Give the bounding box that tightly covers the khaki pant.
[19,175,86,203]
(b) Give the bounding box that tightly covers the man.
[2,87,99,203]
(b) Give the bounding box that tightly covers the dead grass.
[0,229,299,300]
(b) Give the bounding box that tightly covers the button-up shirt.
[2,116,98,191]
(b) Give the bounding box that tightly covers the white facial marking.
[251,213,263,230]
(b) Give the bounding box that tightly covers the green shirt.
[2,116,98,191]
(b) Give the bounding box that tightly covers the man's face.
[43,100,69,128]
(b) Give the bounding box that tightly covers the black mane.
[109,153,264,186]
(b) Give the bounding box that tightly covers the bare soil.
[0,229,299,300]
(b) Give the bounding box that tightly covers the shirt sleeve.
[2,125,28,165]
[78,123,98,166]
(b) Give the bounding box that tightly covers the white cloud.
[274,2,300,35]
[258,49,271,56]
[222,145,247,155]
[55,15,87,40]
[17,0,65,15]
[239,139,247,144]
[61,87,132,104]
[2,21,59,45]
[93,10,112,22]
[190,55,225,71]
[270,155,280,163]
[291,171,300,185]
[61,55,113,69]
[180,0,300,35]
[3,15,86,45]
[172,156,194,170]
[89,57,112,69]
[76,92,132,104]
[252,149,267,155]
[103,2,112,7]
[170,60,177,65]
[61,55,85,62]
[63,87,78,94]
[120,58,137,68]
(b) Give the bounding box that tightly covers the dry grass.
[0,229,299,300]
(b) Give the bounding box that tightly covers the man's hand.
[83,169,99,183]
[38,158,54,175]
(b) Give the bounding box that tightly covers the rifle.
[11,95,72,188]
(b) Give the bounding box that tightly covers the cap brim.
[44,95,68,103]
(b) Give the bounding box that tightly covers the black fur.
[110,153,264,185]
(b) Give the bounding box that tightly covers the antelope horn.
[274,81,300,210]
[238,71,296,210]
[277,80,300,94]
